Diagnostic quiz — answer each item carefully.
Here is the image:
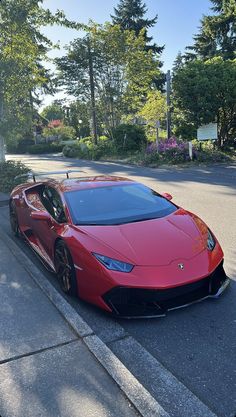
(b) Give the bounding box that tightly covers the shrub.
[140,151,160,166]
[99,135,109,141]
[158,136,180,152]
[7,138,35,154]
[63,144,81,158]
[195,149,229,163]
[112,124,147,151]
[145,137,197,165]
[88,140,115,159]
[146,142,159,154]
[190,139,230,162]
[0,160,31,193]
[162,147,188,164]
[26,143,64,154]
[63,138,115,160]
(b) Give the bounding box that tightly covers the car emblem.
[178,263,184,270]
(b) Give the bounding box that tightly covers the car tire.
[55,240,78,296]
[9,200,21,238]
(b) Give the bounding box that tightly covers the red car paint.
[10,176,229,317]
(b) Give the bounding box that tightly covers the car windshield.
[64,183,177,226]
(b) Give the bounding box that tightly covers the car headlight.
[93,253,134,272]
[207,229,216,251]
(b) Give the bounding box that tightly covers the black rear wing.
[15,170,85,182]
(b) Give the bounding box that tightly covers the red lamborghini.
[9,171,230,317]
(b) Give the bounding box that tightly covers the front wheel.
[9,200,21,237]
[55,241,78,296]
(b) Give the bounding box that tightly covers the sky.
[41,0,212,107]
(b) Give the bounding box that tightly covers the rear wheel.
[55,240,78,296]
[9,200,21,237]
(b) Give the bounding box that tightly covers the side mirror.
[162,192,173,201]
[31,211,51,221]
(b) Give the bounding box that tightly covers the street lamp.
[78,119,82,140]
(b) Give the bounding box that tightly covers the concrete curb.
[0,230,170,417]
[84,335,169,417]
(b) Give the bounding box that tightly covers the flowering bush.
[144,136,232,165]
[146,136,184,152]
[158,136,180,152]
[43,121,76,142]
[146,137,189,163]
[145,136,198,164]
[48,119,63,129]
[146,142,158,154]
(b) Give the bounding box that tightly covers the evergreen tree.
[186,0,236,60]
[111,0,163,54]
[172,57,236,146]
[172,52,185,72]
[172,0,236,145]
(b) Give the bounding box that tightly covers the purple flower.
[146,143,158,153]
[146,137,197,161]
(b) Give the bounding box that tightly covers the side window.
[40,186,67,223]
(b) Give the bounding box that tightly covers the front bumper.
[102,261,230,318]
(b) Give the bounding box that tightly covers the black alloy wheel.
[55,240,77,296]
[9,200,21,237]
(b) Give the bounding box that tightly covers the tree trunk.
[87,38,98,145]
[0,134,5,162]
[0,84,5,162]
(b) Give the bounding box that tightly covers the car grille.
[103,261,227,317]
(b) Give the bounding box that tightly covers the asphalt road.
[3,154,236,417]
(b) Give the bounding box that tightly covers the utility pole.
[166,70,171,139]
[0,75,5,162]
[87,37,98,145]
[156,120,160,151]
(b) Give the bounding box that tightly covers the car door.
[31,185,68,263]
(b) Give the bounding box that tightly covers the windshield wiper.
[123,216,160,224]
[75,216,161,226]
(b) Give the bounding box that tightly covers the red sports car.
[9,171,230,318]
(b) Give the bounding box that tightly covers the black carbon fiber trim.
[103,261,228,317]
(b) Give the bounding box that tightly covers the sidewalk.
[0,236,139,417]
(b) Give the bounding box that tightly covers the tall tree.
[172,1,236,143]
[172,57,236,146]
[111,0,163,54]
[56,23,160,139]
[186,0,236,60]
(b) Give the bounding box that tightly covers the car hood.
[77,209,209,266]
